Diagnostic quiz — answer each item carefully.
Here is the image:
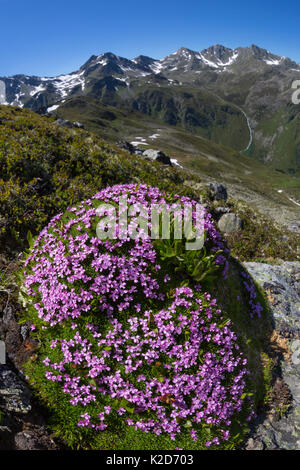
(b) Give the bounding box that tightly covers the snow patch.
[13,92,24,108]
[131,141,149,146]
[96,58,108,67]
[30,84,46,96]
[197,54,219,69]
[264,58,282,66]
[149,62,163,74]
[115,76,130,86]
[47,104,60,113]
[217,51,239,67]
[288,197,300,207]
[170,158,183,168]
[41,71,86,98]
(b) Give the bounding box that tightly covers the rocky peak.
[201,44,233,61]
[174,47,196,57]
[133,55,156,67]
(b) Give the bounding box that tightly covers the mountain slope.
[0,104,299,262]
[1,44,299,173]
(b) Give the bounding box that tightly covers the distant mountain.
[1,44,300,173]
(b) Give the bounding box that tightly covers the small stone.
[54,119,73,128]
[20,325,30,341]
[246,437,264,450]
[288,221,300,234]
[3,306,14,324]
[218,213,243,233]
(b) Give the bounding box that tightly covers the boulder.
[116,141,135,154]
[243,262,300,450]
[218,213,243,233]
[244,262,300,333]
[0,366,32,414]
[0,300,62,449]
[210,182,228,201]
[73,121,84,129]
[142,149,172,165]
[54,119,73,129]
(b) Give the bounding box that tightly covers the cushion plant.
[19,184,266,450]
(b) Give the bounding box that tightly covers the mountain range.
[0,44,300,175]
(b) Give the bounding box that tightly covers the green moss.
[225,202,300,261]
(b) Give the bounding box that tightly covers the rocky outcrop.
[244,261,300,450]
[245,262,300,333]
[0,303,61,450]
[0,366,31,415]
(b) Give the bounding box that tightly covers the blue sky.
[0,0,299,76]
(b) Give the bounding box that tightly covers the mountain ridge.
[0,44,300,174]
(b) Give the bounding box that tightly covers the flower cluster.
[22,184,256,447]
[42,287,248,443]
[241,271,263,318]
[24,184,228,325]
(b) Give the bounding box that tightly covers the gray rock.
[243,262,300,450]
[20,325,30,341]
[2,305,14,325]
[244,262,300,332]
[210,182,228,201]
[218,213,243,233]
[213,206,231,217]
[288,221,300,233]
[143,149,171,165]
[14,426,57,450]
[116,141,135,154]
[54,119,73,128]
[0,366,31,414]
[54,119,82,129]
[73,121,84,129]
[245,437,265,450]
